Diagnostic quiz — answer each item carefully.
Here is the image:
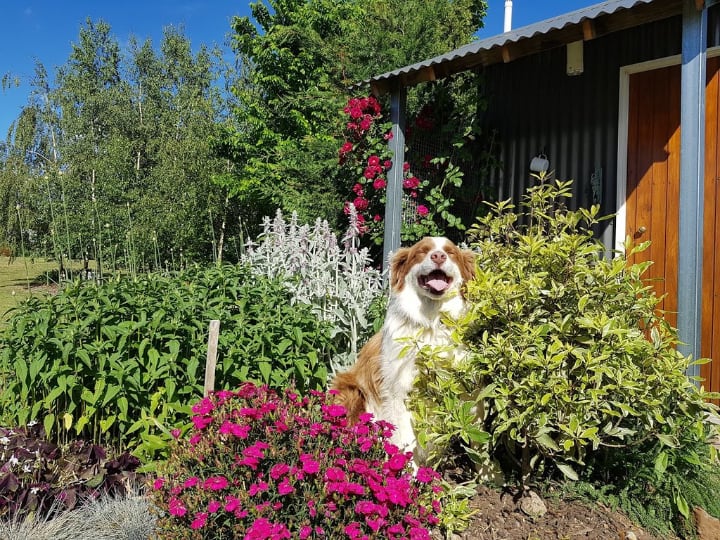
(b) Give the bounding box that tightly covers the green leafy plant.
[150,383,442,539]
[456,177,718,484]
[411,177,720,536]
[0,265,335,462]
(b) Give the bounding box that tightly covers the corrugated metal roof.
[362,0,681,94]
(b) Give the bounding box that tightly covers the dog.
[331,236,476,456]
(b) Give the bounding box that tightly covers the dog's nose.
[430,250,447,265]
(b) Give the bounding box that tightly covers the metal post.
[383,85,407,273]
[678,1,707,373]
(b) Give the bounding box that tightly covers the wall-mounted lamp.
[530,153,549,173]
[566,40,584,76]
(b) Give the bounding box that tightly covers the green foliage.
[2,21,237,269]
[218,0,488,234]
[0,265,336,461]
[573,418,720,537]
[456,177,718,484]
[411,177,719,536]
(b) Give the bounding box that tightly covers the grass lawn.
[0,256,66,325]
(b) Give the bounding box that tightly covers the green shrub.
[412,178,719,535]
[0,265,335,461]
[150,383,442,539]
[458,178,716,481]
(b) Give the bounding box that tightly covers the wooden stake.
[204,320,220,397]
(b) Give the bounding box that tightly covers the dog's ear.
[389,247,411,291]
[459,249,477,284]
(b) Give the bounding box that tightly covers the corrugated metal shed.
[362,0,684,95]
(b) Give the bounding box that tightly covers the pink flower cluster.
[338,96,436,244]
[152,383,442,540]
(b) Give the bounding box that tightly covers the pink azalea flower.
[192,415,212,430]
[248,481,269,496]
[416,467,439,484]
[353,197,369,211]
[344,522,363,539]
[417,205,429,216]
[300,455,320,474]
[384,453,409,472]
[191,397,214,415]
[325,467,346,482]
[270,462,290,480]
[322,404,347,418]
[153,478,164,490]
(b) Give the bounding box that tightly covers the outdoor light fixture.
[566,40,584,76]
[530,153,549,173]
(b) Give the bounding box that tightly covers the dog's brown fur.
[331,333,383,424]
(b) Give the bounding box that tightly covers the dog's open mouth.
[418,270,452,295]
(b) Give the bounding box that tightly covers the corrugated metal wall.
[476,9,720,250]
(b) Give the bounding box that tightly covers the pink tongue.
[427,279,449,292]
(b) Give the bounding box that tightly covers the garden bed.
[459,485,665,540]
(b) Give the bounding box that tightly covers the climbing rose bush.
[151,383,442,539]
[338,96,467,251]
[338,96,432,246]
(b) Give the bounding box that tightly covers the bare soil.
[454,485,671,540]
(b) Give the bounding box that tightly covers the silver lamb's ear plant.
[242,209,385,374]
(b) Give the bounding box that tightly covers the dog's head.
[389,237,476,300]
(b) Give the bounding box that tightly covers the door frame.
[614,47,720,252]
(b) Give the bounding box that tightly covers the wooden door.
[625,65,681,327]
[702,57,720,394]
[625,59,720,394]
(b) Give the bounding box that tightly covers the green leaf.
[259,361,272,383]
[102,384,121,408]
[75,415,90,435]
[14,358,28,385]
[657,434,680,448]
[100,415,116,433]
[117,396,129,420]
[675,492,690,520]
[536,433,560,452]
[464,426,490,444]
[556,462,579,481]
[654,451,668,478]
[276,338,293,355]
[43,413,55,438]
[579,427,598,440]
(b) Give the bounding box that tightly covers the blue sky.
[0,1,597,140]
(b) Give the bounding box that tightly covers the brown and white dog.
[332,236,476,456]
